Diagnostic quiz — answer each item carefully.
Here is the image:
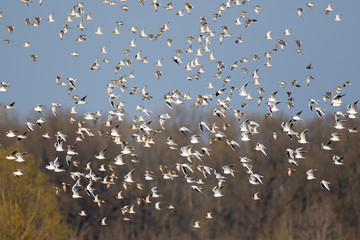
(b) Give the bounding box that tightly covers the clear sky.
[0,0,359,121]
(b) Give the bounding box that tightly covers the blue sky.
[0,0,359,121]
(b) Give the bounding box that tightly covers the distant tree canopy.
[0,144,75,240]
[0,107,359,240]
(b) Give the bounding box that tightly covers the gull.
[6,150,17,160]
[100,217,108,226]
[51,103,61,116]
[5,101,15,110]
[252,192,260,200]
[308,99,319,111]
[332,154,344,165]
[291,148,304,160]
[76,95,87,104]
[95,25,104,34]
[227,138,241,150]
[116,190,124,200]
[205,212,213,219]
[321,141,333,150]
[291,111,303,121]
[15,152,26,162]
[0,82,10,92]
[325,2,333,15]
[320,180,331,191]
[249,173,263,185]
[254,5,262,14]
[288,159,298,166]
[306,169,317,180]
[113,25,120,34]
[144,171,155,181]
[297,8,304,18]
[239,82,248,96]
[25,122,35,131]
[72,182,83,198]
[36,117,46,127]
[330,132,341,141]
[129,38,136,47]
[334,14,342,22]
[54,139,65,152]
[193,221,200,229]
[166,136,177,146]
[151,186,162,198]
[268,91,278,102]
[315,107,326,118]
[124,169,135,183]
[264,58,272,67]
[95,148,107,160]
[191,185,203,193]
[222,164,235,176]
[47,12,55,22]
[29,54,38,62]
[283,28,292,36]
[307,2,314,9]
[331,94,344,107]
[13,169,24,178]
[78,210,87,217]
[298,128,309,144]
[54,157,65,172]
[179,126,192,134]
[212,185,224,197]
[185,3,194,14]
[6,130,18,138]
[17,132,28,141]
[114,154,125,165]
[7,26,15,34]
[347,100,358,119]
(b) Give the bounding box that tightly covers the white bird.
[114,154,125,165]
[252,192,260,200]
[95,148,107,160]
[347,100,358,119]
[151,186,162,198]
[13,169,24,178]
[190,134,201,144]
[315,107,326,118]
[100,217,108,226]
[254,143,267,156]
[298,129,309,144]
[15,152,26,162]
[330,133,341,141]
[95,25,104,34]
[320,180,331,191]
[124,169,135,183]
[306,169,317,180]
[249,173,263,185]
[265,30,272,40]
[212,185,224,197]
[193,221,200,228]
[334,14,342,22]
[332,154,344,165]
[239,82,249,97]
[321,141,333,150]
[325,2,333,15]
[72,182,83,198]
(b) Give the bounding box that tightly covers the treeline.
[0,106,359,240]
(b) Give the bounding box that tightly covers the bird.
[95,26,104,34]
[334,14,342,21]
[124,169,135,183]
[320,180,331,191]
[13,169,24,178]
[100,217,108,226]
[325,2,333,15]
[306,169,317,180]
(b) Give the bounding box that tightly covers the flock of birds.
[1,0,358,230]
